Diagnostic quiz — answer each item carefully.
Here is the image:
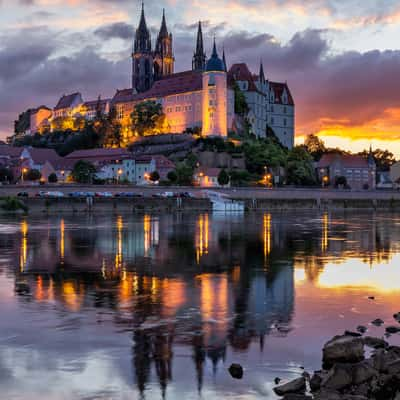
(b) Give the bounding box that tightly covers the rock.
[228,363,243,379]
[322,335,365,368]
[372,318,384,326]
[274,377,281,385]
[273,377,306,396]
[282,395,312,400]
[370,374,400,399]
[386,326,400,334]
[363,336,388,349]
[368,296,375,300]
[352,360,378,385]
[387,360,400,375]
[310,371,325,392]
[321,363,353,390]
[344,330,362,337]
[357,325,367,334]
[394,313,400,322]
[313,389,342,400]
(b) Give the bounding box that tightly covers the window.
[176,106,181,112]
[271,105,274,112]
[271,117,274,124]
[284,119,287,126]
[284,107,287,114]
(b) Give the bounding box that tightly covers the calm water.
[1,211,400,399]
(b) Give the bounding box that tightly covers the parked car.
[116,192,143,198]
[46,191,65,198]
[95,192,113,198]
[17,192,29,198]
[68,192,85,198]
[161,191,175,198]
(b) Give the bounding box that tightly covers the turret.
[202,39,228,137]
[132,2,153,93]
[192,21,206,71]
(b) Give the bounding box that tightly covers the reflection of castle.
[7,211,399,397]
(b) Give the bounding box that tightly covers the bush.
[167,170,178,183]
[1,197,28,212]
[25,169,41,181]
[48,173,58,183]
[335,176,347,187]
[149,171,160,183]
[218,169,230,186]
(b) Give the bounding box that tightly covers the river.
[0,211,399,399]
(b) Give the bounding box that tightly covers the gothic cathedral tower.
[132,3,153,93]
[154,9,174,81]
[192,21,206,71]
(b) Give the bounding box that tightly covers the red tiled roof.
[55,93,82,110]
[83,99,110,108]
[195,167,221,177]
[228,63,258,92]
[25,148,61,164]
[66,148,131,160]
[317,154,369,169]
[269,82,294,106]
[112,70,203,104]
[0,145,23,158]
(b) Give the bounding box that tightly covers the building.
[194,167,227,187]
[316,153,376,190]
[228,63,295,148]
[53,93,83,119]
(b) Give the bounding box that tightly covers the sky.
[0,0,400,155]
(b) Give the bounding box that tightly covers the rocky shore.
[272,314,400,399]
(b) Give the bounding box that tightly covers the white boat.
[204,191,245,213]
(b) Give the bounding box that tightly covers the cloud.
[94,22,134,40]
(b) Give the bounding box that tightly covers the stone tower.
[202,40,227,137]
[132,3,153,93]
[154,9,174,81]
[192,21,206,71]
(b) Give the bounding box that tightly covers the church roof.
[228,63,259,92]
[269,82,294,106]
[54,93,82,110]
[112,70,203,104]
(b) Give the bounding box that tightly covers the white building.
[228,63,295,148]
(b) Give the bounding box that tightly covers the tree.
[0,167,13,183]
[175,163,194,186]
[131,101,165,136]
[167,170,178,183]
[304,134,326,161]
[48,173,58,183]
[286,146,316,186]
[335,175,347,188]
[71,161,96,184]
[218,169,230,186]
[233,82,249,116]
[149,171,160,183]
[25,169,41,181]
[358,148,396,171]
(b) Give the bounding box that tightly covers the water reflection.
[1,211,400,399]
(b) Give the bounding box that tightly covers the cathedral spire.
[222,46,227,72]
[159,8,168,38]
[134,1,151,53]
[259,60,265,83]
[192,21,206,71]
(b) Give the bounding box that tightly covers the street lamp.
[21,168,28,184]
[117,168,123,184]
[322,175,329,188]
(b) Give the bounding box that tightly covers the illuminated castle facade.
[113,4,234,142]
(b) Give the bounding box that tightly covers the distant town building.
[316,153,376,190]
[194,167,227,187]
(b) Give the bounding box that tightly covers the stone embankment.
[272,313,400,399]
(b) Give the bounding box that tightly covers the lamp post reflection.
[196,214,210,264]
[322,212,329,252]
[263,213,272,265]
[20,220,28,272]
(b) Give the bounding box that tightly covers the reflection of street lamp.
[61,170,65,183]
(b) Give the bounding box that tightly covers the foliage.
[335,175,347,187]
[1,197,28,212]
[229,169,253,186]
[149,171,160,182]
[167,170,178,183]
[286,146,316,186]
[242,138,287,175]
[304,134,326,161]
[71,161,96,184]
[25,169,41,181]
[131,101,166,137]
[233,82,249,116]
[48,173,58,183]
[174,163,194,186]
[0,167,13,183]
[14,110,32,135]
[218,169,230,186]
[358,148,396,171]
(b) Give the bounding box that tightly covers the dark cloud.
[94,22,134,41]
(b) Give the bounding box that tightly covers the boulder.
[313,389,342,400]
[282,395,312,400]
[357,326,367,334]
[322,335,364,368]
[228,363,243,379]
[321,363,353,390]
[363,336,388,349]
[310,371,325,392]
[344,330,362,337]
[387,360,400,375]
[371,318,384,326]
[394,313,400,322]
[273,377,306,396]
[386,326,400,334]
[352,360,378,385]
